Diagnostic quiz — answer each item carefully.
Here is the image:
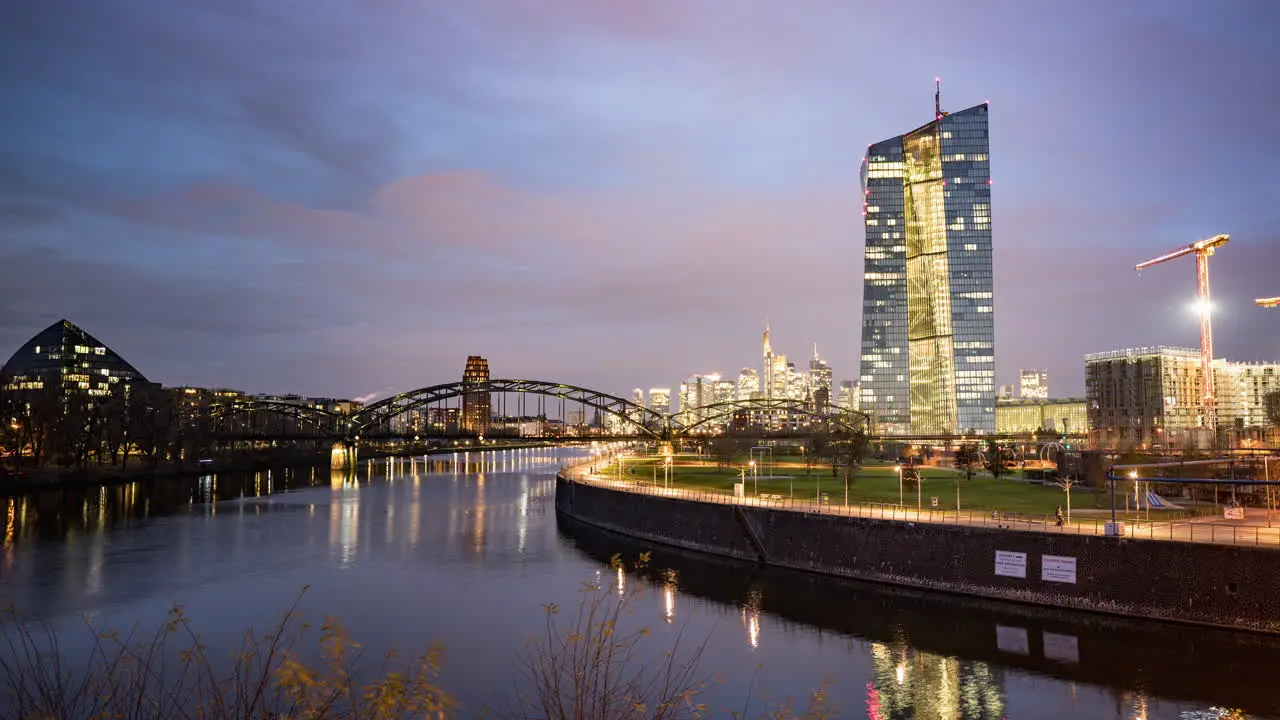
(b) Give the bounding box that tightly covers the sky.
[2,0,1278,403]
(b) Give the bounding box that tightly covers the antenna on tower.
[935,77,942,119]
[813,342,819,361]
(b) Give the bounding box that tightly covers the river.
[1,446,1276,719]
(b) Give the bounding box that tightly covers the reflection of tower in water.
[472,473,486,552]
[329,472,360,568]
[741,585,762,649]
[662,569,678,624]
[866,640,1005,720]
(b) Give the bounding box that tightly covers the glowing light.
[1190,299,1212,317]
[616,566,625,595]
[663,584,675,622]
[1129,470,1139,479]
[895,663,906,685]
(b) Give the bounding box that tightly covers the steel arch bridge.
[674,398,869,435]
[351,379,669,438]
[206,379,871,441]
[208,399,342,436]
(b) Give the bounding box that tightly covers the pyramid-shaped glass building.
[1,319,151,399]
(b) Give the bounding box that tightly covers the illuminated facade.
[837,380,856,410]
[736,368,760,400]
[648,388,671,414]
[1019,369,1049,398]
[860,99,994,435]
[809,345,832,409]
[461,355,490,433]
[1086,347,1204,449]
[996,398,1087,434]
[1,319,152,402]
[1089,347,1280,448]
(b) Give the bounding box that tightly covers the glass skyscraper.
[859,99,994,435]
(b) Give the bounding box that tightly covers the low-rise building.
[996,398,1087,435]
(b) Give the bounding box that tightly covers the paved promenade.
[561,461,1280,549]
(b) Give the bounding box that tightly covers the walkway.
[561,462,1280,549]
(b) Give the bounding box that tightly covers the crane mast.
[1257,297,1280,308]
[1135,234,1230,431]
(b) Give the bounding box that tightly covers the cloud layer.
[2,0,1278,399]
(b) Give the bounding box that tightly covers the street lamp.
[664,456,673,488]
[895,465,903,507]
[750,459,757,495]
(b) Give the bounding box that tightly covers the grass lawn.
[606,456,1110,516]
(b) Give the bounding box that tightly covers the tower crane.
[1135,234,1230,430]
[1257,297,1280,308]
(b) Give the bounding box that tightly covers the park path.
[562,460,1280,549]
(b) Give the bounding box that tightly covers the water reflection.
[1,448,1268,719]
[866,641,1005,719]
[559,516,1280,719]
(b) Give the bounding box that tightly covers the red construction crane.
[1258,297,1280,308]
[1135,234,1230,429]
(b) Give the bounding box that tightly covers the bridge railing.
[560,465,1280,548]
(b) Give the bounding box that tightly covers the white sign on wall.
[1042,555,1078,584]
[1224,507,1245,520]
[1043,632,1080,664]
[995,550,1027,579]
[996,625,1029,655]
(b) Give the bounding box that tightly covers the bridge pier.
[331,440,359,470]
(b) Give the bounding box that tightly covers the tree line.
[0,378,301,471]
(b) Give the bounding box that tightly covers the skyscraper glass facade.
[859,102,994,434]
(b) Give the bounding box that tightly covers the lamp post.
[895,465,903,507]
[1266,456,1273,528]
[665,456,672,489]
[750,459,757,495]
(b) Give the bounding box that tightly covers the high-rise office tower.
[649,388,671,414]
[1019,369,1048,399]
[809,344,833,409]
[762,324,774,399]
[859,83,994,434]
[462,355,491,433]
[736,367,761,400]
[837,381,854,410]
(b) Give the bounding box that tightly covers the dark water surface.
[1,447,1276,719]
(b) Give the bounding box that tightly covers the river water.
[1,446,1277,719]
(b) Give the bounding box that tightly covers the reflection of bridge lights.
[663,584,675,622]
[746,613,760,649]
[3,498,14,548]
[616,566,626,595]
[895,663,906,685]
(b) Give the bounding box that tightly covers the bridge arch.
[673,398,869,435]
[350,379,666,438]
[208,400,343,436]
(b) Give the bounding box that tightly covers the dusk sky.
[2,0,1278,403]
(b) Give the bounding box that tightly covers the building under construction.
[1086,346,1280,449]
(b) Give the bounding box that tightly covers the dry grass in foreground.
[2,557,834,720]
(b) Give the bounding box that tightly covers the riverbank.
[0,440,569,496]
[556,465,1280,634]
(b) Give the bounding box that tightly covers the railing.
[559,462,1280,549]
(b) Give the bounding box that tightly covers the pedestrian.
[1055,505,1065,527]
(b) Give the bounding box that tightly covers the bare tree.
[1055,476,1080,523]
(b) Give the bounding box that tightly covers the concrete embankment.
[556,472,1280,634]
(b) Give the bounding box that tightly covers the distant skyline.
[2,1,1278,403]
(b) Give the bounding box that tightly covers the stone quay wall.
[556,474,1280,634]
